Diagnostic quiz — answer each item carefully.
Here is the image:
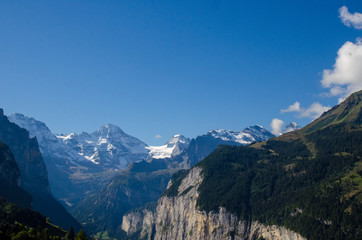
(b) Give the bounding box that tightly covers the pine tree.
[75,229,88,240]
[65,227,75,240]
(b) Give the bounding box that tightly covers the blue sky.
[1,0,362,145]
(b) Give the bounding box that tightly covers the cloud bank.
[321,39,362,102]
[281,102,330,119]
[339,6,362,30]
[155,134,162,139]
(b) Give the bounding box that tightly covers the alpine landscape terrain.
[120,90,362,240]
[0,1,361,240]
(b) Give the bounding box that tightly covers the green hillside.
[0,197,92,240]
[193,90,362,240]
[0,197,64,239]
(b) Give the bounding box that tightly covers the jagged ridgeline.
[193,90,362,239]
[125,90,361,240]
[71,126,275,239]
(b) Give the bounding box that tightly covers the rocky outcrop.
[122,208,155,239]
[122,167,305,240]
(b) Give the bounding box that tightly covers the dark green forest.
[194,123,361,240]
[0,198,90,240]
[142,91,362,240]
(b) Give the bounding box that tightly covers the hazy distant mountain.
[71,160,174,238]
[9,114,149,169]
[57,124,149,168]
[8,111,276,239]
[8,113,85,165]
[8,114,149,207]
[73,125,275,239]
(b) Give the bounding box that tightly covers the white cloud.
[298,102,331,119]
[155,134,162,139]
[339,6,362,30]
[281,101,301,113]
[321,39,362,102]
[281,102,330,119]
[270,118,284,136]
[276,7,361,126]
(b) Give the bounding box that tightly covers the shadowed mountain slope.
[0,109,81,231]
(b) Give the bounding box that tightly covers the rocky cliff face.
[0,109,81,231]
[0,141,32,208]
[0,141,20,186]
[121,206,155,239]
[0,110,49,195]
[122,167,305,240]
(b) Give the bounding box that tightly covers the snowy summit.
[146,134,190,159]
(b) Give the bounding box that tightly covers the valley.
[1,91,360,239]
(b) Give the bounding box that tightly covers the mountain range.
[8,113,283,209]
[121,90,362,240]
[8,115,150,207]
[71,125,277,238]
[0,109,81,232]
[4,107,301,239]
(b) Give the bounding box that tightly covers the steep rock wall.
[122,167,305,240]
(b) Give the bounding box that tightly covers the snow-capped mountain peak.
[146,134,190,159]
[207,125,274,145]
[283,122,301,134]
[56,124,149,168]
[96,124,125,138]
[9,114,149,169]
[166,134,189,146]
[8,113,57,143]
[8,113,83,163]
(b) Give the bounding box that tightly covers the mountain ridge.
[146,134,190,160]
[73,125,275,238]
[8,114,150,207]
[121,90,362,240]
[0,109,82,231]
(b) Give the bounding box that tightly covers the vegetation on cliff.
[0,198,91,240]
[195,91,362,240]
